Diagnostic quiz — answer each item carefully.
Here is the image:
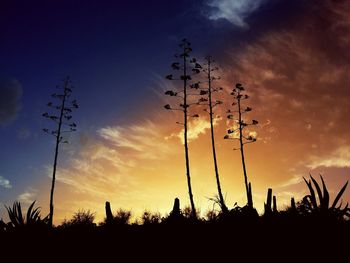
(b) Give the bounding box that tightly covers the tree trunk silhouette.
[48,78,69,227]
[164,39,198,219]
[238,96,253,208]
[183,51,196,219]
[207,57,227,213]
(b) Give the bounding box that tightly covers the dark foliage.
[101,209,132,226]
[4,201,49,230]
[60,210,96,229]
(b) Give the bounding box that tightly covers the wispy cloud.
[98,121,173,159]
[166,116,221,144]
[307,146,350,169]
[276,175,303,188]
[205,0,266,28]
[18,188,37,204]
[99,126,143,151]
[0,176,12,189]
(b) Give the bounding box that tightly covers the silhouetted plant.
[290,197,297,213]
[182,206,193,219]
[5,201,49,228]
[300,175,350,219]
[273,196,278,213]
[264,188,279,218]
[61,210,96,228]
[103,209,132,225]
[169,197,182,220]
[43,76,79,227]
[221,202,258,222]
[225,83,258,209]
[165,197,186,223]
[164,38,201,219]
[205,209,219,222]
[196,56,227,213]
[141,211,162,225]
[208,194,228,214]
[264,188,273,216]
[105,201,114,224]
[181,205,201,220]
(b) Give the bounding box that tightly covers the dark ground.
[1,219,349,261]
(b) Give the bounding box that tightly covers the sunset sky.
[1,0,350,224]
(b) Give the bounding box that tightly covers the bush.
[61,210,96,228]
[102,209,132,226]
[141,211,162,225]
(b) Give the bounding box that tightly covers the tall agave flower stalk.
[164,39,201,219]
[225,83,258,209]
[196,56,227,213]
[43,76,79,226]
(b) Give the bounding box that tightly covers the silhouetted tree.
[196,56,227,213]
[43,76,78,227]
[225,83,258,208]
[164,39,201,219]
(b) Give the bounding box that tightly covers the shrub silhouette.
[208,194,230,216]
[205,208,220,222]
[102,209,132,225]
[141,211,162,225]
[61,210,96,228]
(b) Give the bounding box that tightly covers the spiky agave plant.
[5,201,49,228]
[301,175,350,219]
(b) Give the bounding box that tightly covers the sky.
[1,0,350,223]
